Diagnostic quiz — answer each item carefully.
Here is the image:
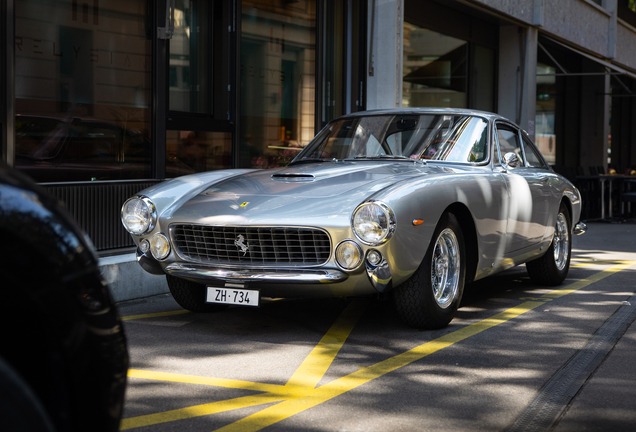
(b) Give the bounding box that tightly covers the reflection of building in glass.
[240,0,316,169]
[14,0,152,182]
[402,24,467,108]
[535,63,557,165]
[168,0,210,114]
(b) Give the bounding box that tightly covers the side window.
[496,125,524,166]
[521,135,545,168]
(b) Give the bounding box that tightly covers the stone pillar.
[497,24,538,139]
[366,0,402,109]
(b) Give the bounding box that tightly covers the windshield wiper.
[288,158,328,166]
[354,154,410,160]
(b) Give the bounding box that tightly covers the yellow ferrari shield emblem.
[240,202,249,208]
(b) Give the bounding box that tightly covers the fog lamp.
[150,233,170,260]
[335,240,363,270]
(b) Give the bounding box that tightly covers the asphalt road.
[117,222,636,432]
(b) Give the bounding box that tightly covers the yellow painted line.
[570,259,631,268]
[284,299,369,389]
[213,302,543,432]
[541,260,635,300]
[128,370,284,393]
[120,394,287,430]
[121,300,369,430]
[122,261,636,431]
[121,310,190,321]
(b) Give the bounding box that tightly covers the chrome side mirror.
[502,152,520,169]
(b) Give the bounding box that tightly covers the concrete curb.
[99,253,169,302]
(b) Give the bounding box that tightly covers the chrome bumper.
[164,263,348,284]
[573,221,587,236]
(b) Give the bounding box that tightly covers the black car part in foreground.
[0,161,128,432]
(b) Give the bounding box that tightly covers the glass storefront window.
[322,0,345,124]
[169,0,211,113]
[166,130,232,177]
[239,0,316,169]
[14,0,152,182]
[402,23,467,108]
[535,63,557,165]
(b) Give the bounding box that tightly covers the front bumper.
[164,263,348,284]
[137,248,396,297]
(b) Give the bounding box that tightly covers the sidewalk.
[554,221,636,431]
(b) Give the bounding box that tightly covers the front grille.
[171,225,332,266]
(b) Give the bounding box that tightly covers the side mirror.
[502,152,520,169]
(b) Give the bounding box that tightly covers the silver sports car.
[121,108,586,329]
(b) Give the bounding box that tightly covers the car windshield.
[292,114,489,164]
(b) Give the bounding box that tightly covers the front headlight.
[352,201,396,245]
[121,196,157,235]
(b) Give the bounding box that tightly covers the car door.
[495,122,549,252]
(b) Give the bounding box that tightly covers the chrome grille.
[171,225,331,266]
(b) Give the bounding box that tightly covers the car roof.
[337,108,511,123]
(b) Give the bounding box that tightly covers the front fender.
[368,170,507,287]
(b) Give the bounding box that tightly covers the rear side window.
[521,135,546,168]
[496,125,524,166]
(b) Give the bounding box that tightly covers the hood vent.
[271,173,315,182]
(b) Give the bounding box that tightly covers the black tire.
[393,212,466,329]
[526,202,572,286]
[166,275,229,313]
[0,357,56,432]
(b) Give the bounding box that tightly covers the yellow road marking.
[127,370,284,393]
[121,310,190,321]
[122,260,636,431]
[570,259,629,268]
[284,299,369,389]
[121,394,287,430]
[215,302,544,432]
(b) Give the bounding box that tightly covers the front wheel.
[393,212,466,329]
[166,275,229,313]
[526,203,572,286]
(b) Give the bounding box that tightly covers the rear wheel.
[526,203,571,286]
[393,212,466,329]
[166,275,229,313]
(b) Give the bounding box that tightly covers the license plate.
[206,287,259,307]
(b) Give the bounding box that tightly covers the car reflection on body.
[0,161,128,431]
[121,108,586,329]
[14,115,195,182]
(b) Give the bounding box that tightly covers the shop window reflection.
[166,131,232,177]
[402,24,468,108]
[169,0,210,114]
[239,0,316,169]
[536,63,557,165]
[14,0,152,182]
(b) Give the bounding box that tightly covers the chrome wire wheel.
[553,212,570,271]
[431,228,460,309]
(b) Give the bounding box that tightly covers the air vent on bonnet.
[271,173,315,182]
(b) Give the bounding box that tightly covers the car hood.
[165,162,444,225]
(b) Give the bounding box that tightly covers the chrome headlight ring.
[351,201,396,246]
[121,196,157,235]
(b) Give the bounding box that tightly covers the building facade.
[2,0,635,299]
